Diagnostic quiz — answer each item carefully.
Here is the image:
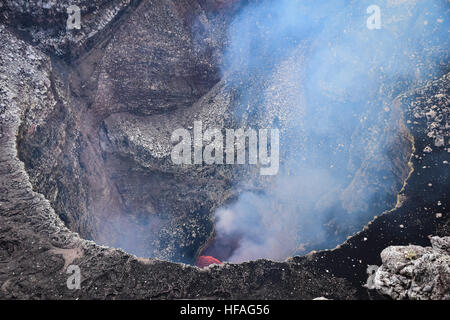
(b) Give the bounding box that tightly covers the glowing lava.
[197,256,222,268]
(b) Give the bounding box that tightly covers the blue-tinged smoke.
[210,0,449,262]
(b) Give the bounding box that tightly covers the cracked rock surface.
[374,236,450,300]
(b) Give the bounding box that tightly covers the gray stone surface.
[374,236,450,300]
[0,0,134,57]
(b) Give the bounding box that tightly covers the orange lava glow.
[197,256,223,268]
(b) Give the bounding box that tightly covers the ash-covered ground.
[0,0,448,299]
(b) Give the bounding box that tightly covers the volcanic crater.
[0,0,448,300]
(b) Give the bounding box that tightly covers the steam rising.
[210,0,449,262]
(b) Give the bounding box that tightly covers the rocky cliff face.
[9,0,243,262]
[0,0,448,299]
[0,0,135,58]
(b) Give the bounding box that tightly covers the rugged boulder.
[374,236,450,300]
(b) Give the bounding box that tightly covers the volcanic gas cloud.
[203,0,449,263]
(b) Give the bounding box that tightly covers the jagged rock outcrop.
[374,236,450,300]
[0,0,134,58]
[9,0,244,262]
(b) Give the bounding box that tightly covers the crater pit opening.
[16,0,448,265]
